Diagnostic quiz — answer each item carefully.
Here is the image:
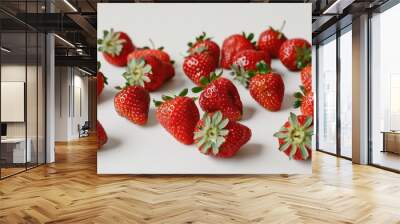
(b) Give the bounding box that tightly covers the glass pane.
[38,33,45,165]
[1,31,27,177]
[318,37,337,154]
[340,29,352,158]
[27,31,38,169]
[371,4,400,171]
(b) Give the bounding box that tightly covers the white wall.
[54,67,89,141]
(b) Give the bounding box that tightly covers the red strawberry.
[125,55,165,91]
[97,62,108,96]
[257,21,287,58]
[194,111,251,158]
[127,39,172,64]
[294,86,314,117]
[273,113,313,160]
[221,32,255,69]
[192,71,243,121]
[154,89,200,145]
[128,50,175,82]
[97,120,108,149]
[232,61,284,111]
[279,38,311,71]
[188,32,220,66]
[231,49,271,71]
[114,85,150,125]
[182,48,217,85]
[98,29,135,67]
[300,64,312,93]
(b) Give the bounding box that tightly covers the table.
[1,138,32,163]
[381,131,400,154]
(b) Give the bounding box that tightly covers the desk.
[1,138,31,163]
[381,131,400,154]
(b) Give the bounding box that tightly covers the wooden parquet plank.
[0,135,399,223]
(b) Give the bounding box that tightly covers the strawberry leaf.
[294,92,303,99]
[179,88,188,97]
[256,61,271,74]
[293,100,301,108]
[153,99,163,107]
[162,95,173,101]
[200,76,210,87]
[192,86,203,93]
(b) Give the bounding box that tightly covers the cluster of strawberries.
[96,22,313,161]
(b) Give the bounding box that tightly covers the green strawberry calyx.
[295,45,311,70]
[231,60,271,88]
[293,85,307,109]
[191,70,223,93]
[187,32,212,48]
[273,113,313,160]
[97,29,126,56]
[242,31,256,46]
[194,111,230,155]
[118,58,151,89]
[153,88,192,107]
[97,61,108,85]
[269,20,286,40]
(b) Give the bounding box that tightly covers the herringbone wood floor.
[0,136,400,224]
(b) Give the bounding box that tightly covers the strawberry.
[98,29,135,67]
[128,39,173,64]
[182,48,217,86]
[257,21,287,58]
[300,64,312,93]
[128,49,175,82]
[194,111,251,158]
[279,38,311,71]
[232,61,284,111]
[128,48,171,64]
[97,120,108,149]
[125,55,166,91]
[294,86,314,117]
[114,85,150,125]
[97,62,108,96]
[188,32,220,66]
[231,49,271,72]
[192,71,243,121]
[273,113,313,160]
[154,89,200,145]
[221,32,256,69]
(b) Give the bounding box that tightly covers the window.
[370,3,400,171]
[317,36,337,154]
[339,28,352,158]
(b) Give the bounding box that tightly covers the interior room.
[0,0,399,223]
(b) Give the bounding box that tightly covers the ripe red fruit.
[97,62,108,96]
[279,38,311,71]
[188,32,220,66]
[194,111,251,158]
[114,85,150,125]
[192,71,243,121]
[232,61,284,111]
[97,120,108,149]
[98,29,135,67]
[125,55,166,91]
[294,86,314,117]
[300,64,312,93]
[128,49,175,82]
[154,89,200,145]
[273,113,313,160]
[128,48,171,64]
[182,49,217,86]
[221,32,255,69]
[257,22,287,58]
[231,49,271,71]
